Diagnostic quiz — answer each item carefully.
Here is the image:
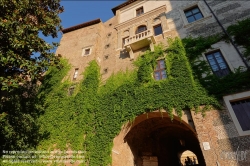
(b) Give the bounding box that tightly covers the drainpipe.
[203,0,250,70]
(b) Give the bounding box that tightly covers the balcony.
[124,29,156,59]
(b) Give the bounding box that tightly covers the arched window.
[136,25,147,34]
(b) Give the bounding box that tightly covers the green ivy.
[182,35,222,80]
[182,34,250,98]
[1,33,250,166]
[227,18,250,58]
[22,38,218,166]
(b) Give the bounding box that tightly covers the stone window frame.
[153,24,163,36]
[73,68,79,81]
[135,6,144,17]
[85,48,90,55]
[205,50,231,77]
[179,2,211,27]
[82,46,92,56]
[223,91,250,136]
[122,36,129,48]
[184,6,204,23]
[201,44,234,76]
[68,86,75,96]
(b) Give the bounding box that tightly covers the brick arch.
[128,111,196,134]
[112,111,206,166]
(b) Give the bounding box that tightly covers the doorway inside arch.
[180,150,199,166]
[124,115,205,166]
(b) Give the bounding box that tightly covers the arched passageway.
[123,113,205,166]
[180,150,199,166]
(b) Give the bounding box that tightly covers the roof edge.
[62,19,101,34]
[111,0,137,15]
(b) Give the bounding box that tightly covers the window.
[205,51,230,77]
[184,6,203,23]
[73,68,78,80]
[230,99,250,131]
[85,48,90,55]
[82,47,91,56]
[154,59,167,80]
[153,24,163,36]
[136,7,144,17]
[68,86,75,96]
[224,91,250,136]
[122,37,129,47]
[136,25,147,34]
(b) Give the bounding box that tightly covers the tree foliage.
[0,0,63,92]
[227,18,250,59]
[0,59,69,159]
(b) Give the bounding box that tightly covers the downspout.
[203,0,250,69]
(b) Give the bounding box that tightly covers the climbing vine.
[183,33,250,98]
[227,18,250,59]
[1,20,250,166]
[24,38,218,166]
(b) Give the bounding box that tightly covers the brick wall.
[192,109,250,166]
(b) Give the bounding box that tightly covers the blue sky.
[44,1,125,52]
[60,1,124,28]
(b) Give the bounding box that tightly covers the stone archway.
[112,111,206,166]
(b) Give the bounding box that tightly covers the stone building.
[56,0,250,165]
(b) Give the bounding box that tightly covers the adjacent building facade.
[56,0,250,165]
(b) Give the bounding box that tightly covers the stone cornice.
[114,5,166,31]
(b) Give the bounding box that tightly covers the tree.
[0,0,64,92]
[0,0,64,152]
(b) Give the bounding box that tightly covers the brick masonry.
[191,110,250,166]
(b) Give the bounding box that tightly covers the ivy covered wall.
[36,37,250,166]
[1,19,250,166]
[16,38,219,165]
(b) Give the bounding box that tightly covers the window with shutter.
[230,99,250,131]
[223,91,250,136]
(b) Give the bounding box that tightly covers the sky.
[44,1,125,52]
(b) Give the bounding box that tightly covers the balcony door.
[136,25,147,34]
